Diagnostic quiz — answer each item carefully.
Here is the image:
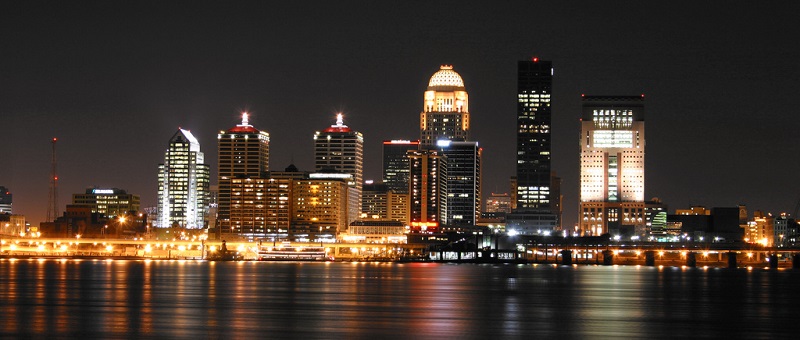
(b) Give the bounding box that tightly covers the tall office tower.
[314,114,363,223]
[72,188,141,218]
[437,140,482,226]
[515,58,553,210]
[420,65,470,147]
[157,129,210,229]
[407,149,447,231]
[507,58,558,234]
[218,112,270,232]
[579,95,646,236]
[382,140,420,194]
[0,186,11,214]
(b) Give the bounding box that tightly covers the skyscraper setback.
[157,129,210,228]
[217,113,270,233]
[579,95,646,236]
[420,65,470,147]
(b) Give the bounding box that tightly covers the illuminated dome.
[428,65,465,89]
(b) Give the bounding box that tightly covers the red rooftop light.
[532,57,539,62]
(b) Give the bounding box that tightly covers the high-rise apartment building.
[218,112,270,232]
[157,129,210,229]
[72,188,140,218]
[382,140,419,194]
[579,95,646,236]
[437,140,482,226]
[291,175,349,242]
[407,149,447,231]
[314,114,363,223]
[420,65,470,147]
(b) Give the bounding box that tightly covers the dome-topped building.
[420,65,470,147]
[428,65,465,89]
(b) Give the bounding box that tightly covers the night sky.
[2,1,799,228]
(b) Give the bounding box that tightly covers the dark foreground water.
[1,260,798,338]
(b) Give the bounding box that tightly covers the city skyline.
[2,2,799,228]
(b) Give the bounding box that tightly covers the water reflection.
[0,260,799,337]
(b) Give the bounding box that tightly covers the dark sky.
[2,1,799,228]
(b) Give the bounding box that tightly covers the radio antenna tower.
[46,137,59,222]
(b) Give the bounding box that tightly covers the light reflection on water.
[0,260,798,338]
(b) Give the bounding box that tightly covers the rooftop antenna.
[46,137,59,222]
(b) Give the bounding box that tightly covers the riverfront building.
[217,112,270,233]
[579,95,646,237]
[382,140,419,194]
[314,114,363,224]
[72,188,140,218]
[157,129,210,229]
[407,149,447,232]
[437,140,482,226]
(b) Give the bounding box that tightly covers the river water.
[1,259,798,338]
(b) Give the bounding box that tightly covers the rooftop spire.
[240,111,250,126]
[335,113,344,127]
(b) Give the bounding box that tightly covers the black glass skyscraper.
[515,58,553,211]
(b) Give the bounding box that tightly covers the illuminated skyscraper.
[382,140,419,194]
[157,129,210,228]
[507,58,559,234]
[218,112,270,233]
[72,188,140,218]
[579,95,646,236]
[407,149,447,231]
[437,140,482,226]
[314,114,363,224]
[515,58,553,210]
[420,65,469,147]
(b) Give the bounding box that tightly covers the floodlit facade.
[291,177,349,242]
[408,149,447,231]
[361,182,409,224]
[579,95,646,236]
[157,129,210,229]
[72,188,140,218]
[218,112,270,232]
[382,140,420,194]
[314,114,363,224]
[420,65,470,147]
[437,140,482,226]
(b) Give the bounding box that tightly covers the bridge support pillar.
[727,252,737,268]
[769,253,778,269]
[560,250,573,265]
[645,251,655,266]
[602,250,613,265]
[686,252,696,267]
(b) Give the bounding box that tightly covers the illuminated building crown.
[428,65,465,89]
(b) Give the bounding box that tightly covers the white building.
[157,129,210,229]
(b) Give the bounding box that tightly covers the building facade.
[437,140,482,226]
[579,95,646,236]
[420,65,470,147]
[157,129,210,229]
[407,149,447,232]
[362,182,409,224]
[0,186,11,214]
[218,112,270,232]
[291,177,349,242]
[515,58,553,211]
[72,188,140,218]
[382,140,419,194]
[314,114,363,223]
